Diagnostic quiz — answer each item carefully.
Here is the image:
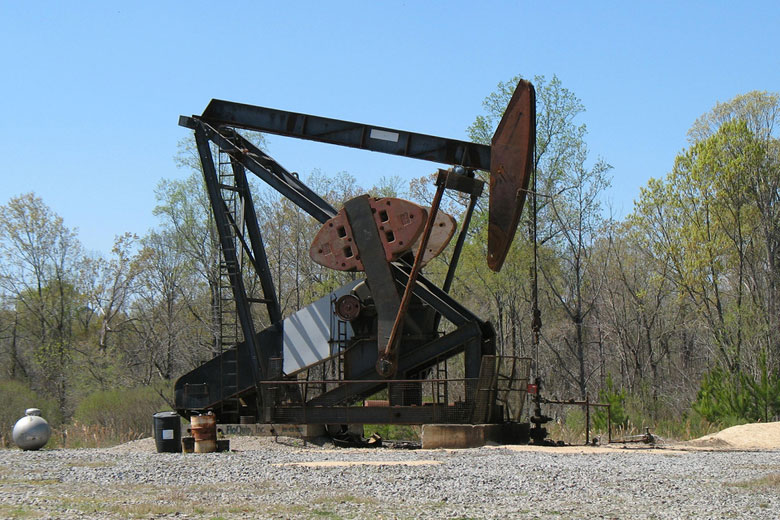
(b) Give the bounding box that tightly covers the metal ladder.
[216,149,244,423]
[435,357,448,404]
[335,319,348,382]
[328,293,350,384]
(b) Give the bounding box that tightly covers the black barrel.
[153,411,182,453]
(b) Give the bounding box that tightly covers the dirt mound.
[688,421,780,450]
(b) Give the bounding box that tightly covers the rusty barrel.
[181,436,194,453]
[190,412,216,453]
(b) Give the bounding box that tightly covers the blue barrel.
[153,411,182,453]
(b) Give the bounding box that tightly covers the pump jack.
[174,80,537,432]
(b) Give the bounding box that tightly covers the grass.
[542,406,726,445]
[0,465,380,519]
[68,459,116,468]
[0,477,60,485]
[24,480,295,519]
[49,492,215,518]
[0,505,38,519]
[108,503,181,517]
[53,422,149,449]
[313,493,377,506]
[730,473,780,490]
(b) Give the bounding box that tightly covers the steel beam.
[195,126,266,383]
[391,263,475,327]
[270,403,470,425]
[185,119,479,331]
[222,127,337,219]
[229,158,283,324]
[343,196,401,352]
[180,117,336,224]
[199,100,492,170]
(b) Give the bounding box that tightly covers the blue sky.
[1,1,778,255]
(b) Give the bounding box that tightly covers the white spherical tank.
[12,408,52,451]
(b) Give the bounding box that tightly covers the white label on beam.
[370,129,400,143]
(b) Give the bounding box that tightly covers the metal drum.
[190,412,216,453]
[153,411,182,453]
[13,408,51,451]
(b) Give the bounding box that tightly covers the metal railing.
[540,397,613,444]
[229,355,534,425]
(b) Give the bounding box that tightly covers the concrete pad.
[422,424,503,449]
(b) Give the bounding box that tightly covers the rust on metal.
[310,197,426,271]
[181,436,194,453]
[335,294,362,321]
[309,210,361,271]
[411,210,456,266]
[487,79,536,272]
[377,179,448,378]
[369,197,427,261]
[190,412,217,453]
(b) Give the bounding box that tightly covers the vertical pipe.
[585,394,590,446]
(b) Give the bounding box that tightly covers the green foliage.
[73,384,171,440]
[564,407,585,433]
[0,193,85,416]
[0,379,62,447]
[693,353,780,424]
[593,374,628,431]
[742,351,780,422]
[693,364,747,424]
[653,411,720,441]
[362,424,420,442]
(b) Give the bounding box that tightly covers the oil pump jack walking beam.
[174,80,536,427]
[193,87,535,271]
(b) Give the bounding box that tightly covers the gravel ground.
[1,437,779,519]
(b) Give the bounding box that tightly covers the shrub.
[593,374,629,432]
[73,384,171,444]
[653,411,721,441]
[694,353,780,424]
